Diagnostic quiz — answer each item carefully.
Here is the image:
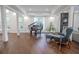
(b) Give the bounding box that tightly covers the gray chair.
[55,27,73,50]
[46,27,73,50]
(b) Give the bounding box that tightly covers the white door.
[73,13,79,32]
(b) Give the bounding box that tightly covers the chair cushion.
[46,34,65,39]
[46,34,54,39]
[51,34,65,39]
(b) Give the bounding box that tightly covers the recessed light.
[49,16,55,22]
[50,16,55,19]
[13,12,16,15]
[6,9,9,13]
[24,16,29,19]
[29,8,32,11]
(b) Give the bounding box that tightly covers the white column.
[68,6,74,41]
[68,6,74,27]
[16,13,20,36]
[1,6,8,42]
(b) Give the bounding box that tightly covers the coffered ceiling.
[7,5,71,16]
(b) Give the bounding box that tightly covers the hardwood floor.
[0,33,79,54]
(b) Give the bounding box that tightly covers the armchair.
[46,27,73,50]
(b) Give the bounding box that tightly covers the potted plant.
[46,22,55,33]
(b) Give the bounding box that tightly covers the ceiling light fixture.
[13,12,16,15]
[50,16,55,19]
[49,16,55,22]
[6,9,9,13]
[24,16,29,19]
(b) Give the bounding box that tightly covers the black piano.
[28,22,43,36]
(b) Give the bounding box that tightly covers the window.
[18,16,25,32]
[33,17,45,31]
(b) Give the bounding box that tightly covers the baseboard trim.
[72,40,79,44]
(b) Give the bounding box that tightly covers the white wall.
[54,14,60,32]
[0,8,17,33]
[52,6,70,32]
[24,16,33,33]
[73,13,79,31]
[0,6,78,34]
[0,6,2,33]
[0,11,51,33]
[6,10,17,33]
[23,6,73,33]
[44,17,50,31]
[73,6,79,32]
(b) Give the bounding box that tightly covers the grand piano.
[28,22,43,36]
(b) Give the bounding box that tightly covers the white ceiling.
[17,5,61,16]
[19,5,56,12]
[7,5,71,16]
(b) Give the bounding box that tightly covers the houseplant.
[46,22,55,32]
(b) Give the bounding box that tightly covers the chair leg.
[59,38,62,51]
[46,38,52,42]
[50,38,52,41]
[40,30,41,34]
[35,30,37,36]
[59,42,62,51]
[46,37,48,42]
[30,30,32,36]
[67,42,70,48]
[67,41,72,48]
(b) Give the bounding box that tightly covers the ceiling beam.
[5,5,24,15]
[16,5,26,15]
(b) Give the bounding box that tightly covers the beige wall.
[24,16,33,33]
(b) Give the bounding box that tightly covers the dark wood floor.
[0,33,79,54]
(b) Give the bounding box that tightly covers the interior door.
[73,13,79,31]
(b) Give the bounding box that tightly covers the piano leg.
[40,30,41,34]
[35,30,37,36]
[30,30,32,35]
